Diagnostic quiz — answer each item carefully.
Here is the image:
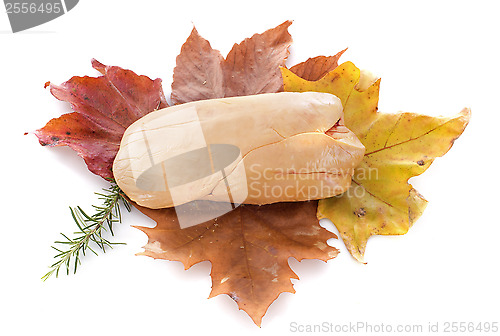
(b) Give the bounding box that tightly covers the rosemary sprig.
[42,181,131,281]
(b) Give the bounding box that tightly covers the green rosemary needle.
[42,181,131,281]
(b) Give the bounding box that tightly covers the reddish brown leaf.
[289,48,347,81]
[223,20,292,97]
[134,201,338,326]
[170,28,225,105]
[35,59,167,179]
[171,21,293,104]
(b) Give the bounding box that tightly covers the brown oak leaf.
[35,59,167,179]
[171,20,292,105]
[133,201,338,326]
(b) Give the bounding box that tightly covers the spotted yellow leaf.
[281,62,470,262]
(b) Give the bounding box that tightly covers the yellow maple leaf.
[281,62,471,262]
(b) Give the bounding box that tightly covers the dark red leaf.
[35,59,167,179]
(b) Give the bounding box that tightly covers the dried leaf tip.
[288,48,348,81]
[91,58,107,74]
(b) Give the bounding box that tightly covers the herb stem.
[42,182,130,281]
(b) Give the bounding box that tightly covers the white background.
[2,0,499,335]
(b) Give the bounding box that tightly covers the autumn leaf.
[281,61,471,262]
[171,20,292,104]
[133,201,338,326]
[35,59,167,179]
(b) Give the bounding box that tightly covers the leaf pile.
[35,21,470,326]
